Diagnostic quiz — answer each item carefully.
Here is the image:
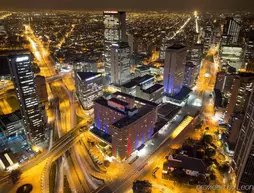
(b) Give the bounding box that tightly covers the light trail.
[0,13,12,20]
[56,24,76,49]
[168,17,191,40]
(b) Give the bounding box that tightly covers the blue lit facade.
[164,45,187,95]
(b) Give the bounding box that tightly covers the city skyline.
[0,0,254,12]
[0,7,254,193]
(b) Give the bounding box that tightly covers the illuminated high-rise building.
[233,86,254,191]
[7,51,45,145]
[221,17,241,46]
[164,44,187,95]
[203,24,213,52]
[94,92,158,160]
[103,11,127,74]
[111,42,131,86]
[244,30,254,72]
[183,62,197,88]
[225,72,254,123]
[76,72,103,110]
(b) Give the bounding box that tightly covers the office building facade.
[183,62,197,88]
[221,17,241,46]
[233,87,254,191]
[76,72,103,110]
[8,52,45,145]
[94,92,158,160]
[221,46,243,70]
[103,11,127,74]
[164,45,187,95]
[111,42,131,86]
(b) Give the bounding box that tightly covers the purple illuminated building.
[94,92,158,160]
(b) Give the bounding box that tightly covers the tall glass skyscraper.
[8,51,45,145]
[103,11,127,74]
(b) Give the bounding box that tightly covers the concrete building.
[111,42,131,86]
[121,75,154,96]
[221,46,243,70]
[0,111,25,138]
[136,84,164,104]
[225,72,254,123]
[7,51,45,145]
[135,65,151,77]
[233,87,254,191]
[203,24,213,52]
[164,44,187,95]
[215,71,234,98]
[183,62,197,88]
[76,72,103,110]
[225,73,254,150]
[0,150,19,171]
[221,17,241,46]
[34,75,48,103]
[103,11,127,74]
[73,60,97,73]
[188,43,203,71]
[244,30,254,72]
[93,92,158,160]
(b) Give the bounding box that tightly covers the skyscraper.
[7,51,45,145]
[164,44,187,95]
[233,86,254,191]
[103,11,127,74]
[224,73,254,123]
[183,62,197,88]
[111,42,131,86]
[76,72,103,110]
[221,17,241,46]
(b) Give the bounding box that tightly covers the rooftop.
[185,62,196,68]
[113,91,158,107]
[168,86,192,101]
[0,111,21,126]
[157,103,181,120]
[112,106,153,129]
[136,65,150,71]
[76,72,102,81]
[95,97,126,115]
[121,75,154,88]
[164,154,207,174]
[108,97,129,107]
[143,84,163,94]
[167,44,186,50]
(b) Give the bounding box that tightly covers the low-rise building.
[163,154,207,177]
[0,150,19,171]
[0,111,25,138]
[76,72,103,110]
[135,65,151,77]
[136,84,164,103]
[121,74,154,96]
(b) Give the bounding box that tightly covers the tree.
[205,148,216,157]
[203,134,213,144]
[132,180,152,193]
[104,160,110,168]
[219,163,230,174]
[210,173,216,181]
[10,169,22,184]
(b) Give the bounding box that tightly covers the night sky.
[1,0,254,11]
